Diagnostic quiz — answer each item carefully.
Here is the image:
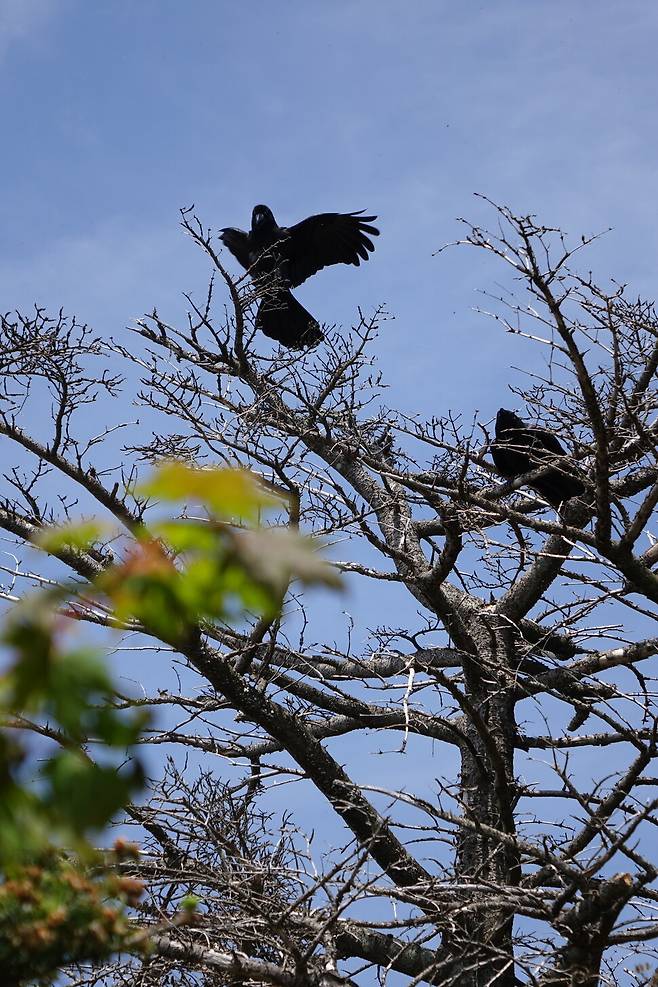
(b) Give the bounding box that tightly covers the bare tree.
[4,200,658,986]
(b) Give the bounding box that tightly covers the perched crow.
[220,205,379,348]
[491,409,586,507]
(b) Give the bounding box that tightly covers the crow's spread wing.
[219,228,252,270]
[283,211,379,287]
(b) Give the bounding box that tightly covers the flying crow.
[220,205,379,348]
[491,409,586,507]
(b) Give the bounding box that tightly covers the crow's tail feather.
[535,470,587,508]
[256,291,324,349]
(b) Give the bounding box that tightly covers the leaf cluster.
[0,463,337,983]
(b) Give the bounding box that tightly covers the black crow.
[220,205,379,348]
[491,409,586,507]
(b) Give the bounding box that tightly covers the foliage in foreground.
[0,463,337,984]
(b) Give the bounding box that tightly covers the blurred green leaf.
[140,462,281,519]
[180,894,201,912]
[154,518,220,554]
[231,527,342,594]
[34,520,111,554]
[43,754,144,834]
[1,603,148,860]
[96,539,190,640]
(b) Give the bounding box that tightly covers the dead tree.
[3,201,658,986]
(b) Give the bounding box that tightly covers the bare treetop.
[3,201,658,986]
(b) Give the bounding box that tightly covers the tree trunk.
[442,624,519,986]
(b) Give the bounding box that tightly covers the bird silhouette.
[491,409,586,506]
[220,205,379,348]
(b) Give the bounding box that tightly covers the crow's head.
[251,205,276,231]
[496,409,525,435]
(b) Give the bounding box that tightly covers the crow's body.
[491,409,586,507]
[220,205,379,348]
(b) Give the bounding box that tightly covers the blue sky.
[1,7,657,689]
[2,3,658,960]
[2,0,653,655]
[3,0,658,419]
